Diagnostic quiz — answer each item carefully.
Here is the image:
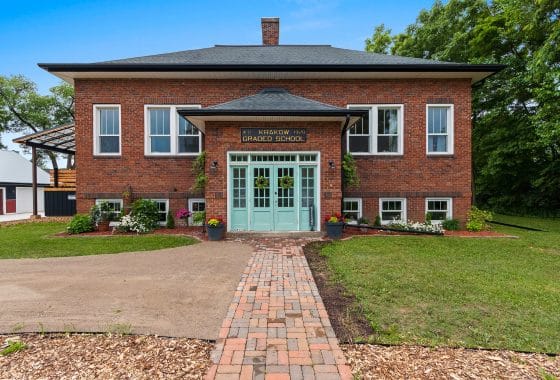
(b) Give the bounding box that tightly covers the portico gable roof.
[178,88,367,132]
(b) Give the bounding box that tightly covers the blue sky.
[1,0,435,154]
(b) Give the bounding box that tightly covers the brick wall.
[74,78,472,224]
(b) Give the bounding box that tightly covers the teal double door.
[229,163,317,231]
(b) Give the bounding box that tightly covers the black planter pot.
[207,224,225,241]
[326,222,344,239]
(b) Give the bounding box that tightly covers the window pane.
[430,211,447,220]
[179,117,198,135]
[378,108,398,135]
[349,136,369,152]
[151,136,171,153]
[150,109,170,135]
[382,211,402,221]
[349,113,369,135]
[377,136,399,153]
[428,135,448,153]
[178,136,199,153]
[428,107,448,134]
[99,136,119,153]
[99,108,119,135]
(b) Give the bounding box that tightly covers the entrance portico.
[179,88,367,233]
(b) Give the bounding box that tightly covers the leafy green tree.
[367,0,560,215]
[365,24,392,54]
[0,75,75,169]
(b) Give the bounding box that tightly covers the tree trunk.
[66,154,75,169]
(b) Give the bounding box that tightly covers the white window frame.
[144,105,202,156]
[188,198,206,226]
[425,197,453,224]
[347,104,404,156]
[426,104,454,155]
[379,198,407,225]
[93,104,121,156]
[342,198,362,224]
[95,199,123,219]
[148,199,169,225]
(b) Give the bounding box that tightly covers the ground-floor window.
[343,198,362,224]
[95,199,123,219]
[149,199,169,224]
[188,198,205,225]
[425,198,452,223]
[379,198,406,224]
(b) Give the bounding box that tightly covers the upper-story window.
[145,105,201,155]
[426,104,454,155]
[347,105,403,155]
[94,105,121,155]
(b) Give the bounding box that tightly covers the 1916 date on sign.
[241,128,307,143]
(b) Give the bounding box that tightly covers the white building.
[0,150,50,215]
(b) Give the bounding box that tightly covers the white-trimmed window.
[145,105,201,155]
[149,199,169,224]
[347,105,403,155]
[379,198,407,224]
[95,199,123,219]
[188,198,206,226]
[94,105,121,155]
[343,198,362,224]
[426,104,454,154]
[426,198,452,223]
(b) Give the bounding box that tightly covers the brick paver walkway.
[206,238,352,380]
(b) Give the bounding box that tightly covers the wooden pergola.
[12,124,75,217]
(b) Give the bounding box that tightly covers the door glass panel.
[232,167,246,208]
[277,167,294,208]
[253,167,270,208]
[301,167,315,208]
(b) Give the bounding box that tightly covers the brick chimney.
[261,17,279,45]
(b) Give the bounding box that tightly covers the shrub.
[166,211,175,229]
[425,212,432,224]
[374,215,382,226]
[67,214,94,234]
[390,220,444,234]
[466,206,493,232]
[342,153,359,188]
[117,214,150,234]
[192,211,206,226]
[357,217,369,225]
[131,199,160,231]
[442,218,460,231]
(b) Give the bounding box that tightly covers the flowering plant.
[207,217,224,227]
[389,219,444,234]
[176,208,191,220]
[117,214,150,234]
[324,212,343,224]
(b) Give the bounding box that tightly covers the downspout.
[340,114,351,214]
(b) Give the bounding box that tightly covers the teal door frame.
[227,152,320,232]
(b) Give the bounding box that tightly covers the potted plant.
[90,201,114,232]
[325,212,344,239]
[206,217,225,241]
[176,208,191,227]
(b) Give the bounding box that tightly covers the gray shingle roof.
[100,45,457,66]
[207,88,345,112]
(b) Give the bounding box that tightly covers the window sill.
[144,154,199,159]
[93,154,121,158]
[427,154,455,158]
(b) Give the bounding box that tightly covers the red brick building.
[40,18,501,232]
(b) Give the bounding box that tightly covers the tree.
[0,75,75,170]
[365,24,392,54]
[366,0,560,215]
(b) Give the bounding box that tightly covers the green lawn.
[0,222,198,259]
[321,214,560,353]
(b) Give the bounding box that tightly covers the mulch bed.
[342,226,512,238]
[343,344,559,379]
[303,241,558,379]
[0,334,212,380]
